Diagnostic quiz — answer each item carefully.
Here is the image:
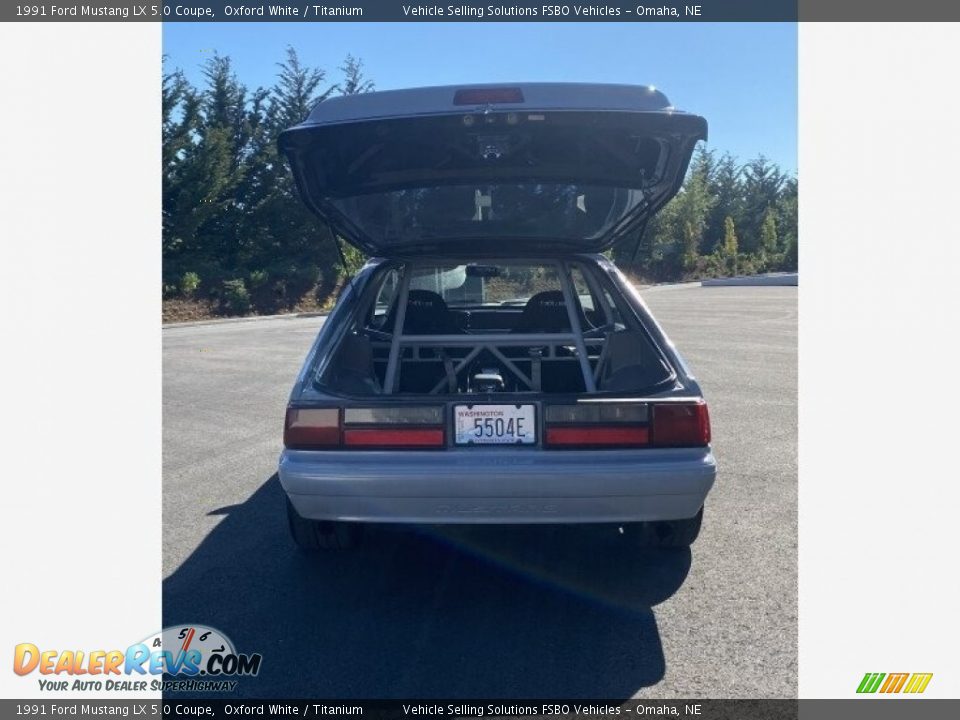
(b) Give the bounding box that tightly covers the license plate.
[454,404,536,445]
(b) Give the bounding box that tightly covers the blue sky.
[164,23,796,174]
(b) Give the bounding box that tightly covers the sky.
[163,22,797,174]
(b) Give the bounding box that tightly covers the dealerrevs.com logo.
[13,625,262,693]
[856,672,933,694]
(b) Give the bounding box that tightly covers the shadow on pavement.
[164,475,692,698]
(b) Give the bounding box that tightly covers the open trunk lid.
[278,83,707,257]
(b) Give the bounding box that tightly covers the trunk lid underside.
[279,83,707,257]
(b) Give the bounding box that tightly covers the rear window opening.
[316,260,674,397]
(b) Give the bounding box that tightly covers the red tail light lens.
[651,401,711,447]
[545,426,650,448]
[284,408,341,449]
[343,428,444,448]
[544,403,650,448]
[341,406,445,449]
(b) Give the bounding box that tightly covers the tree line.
[163,47,369,315]
[163,49,797,316]
[612,148,798,281]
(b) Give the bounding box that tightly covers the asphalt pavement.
[162,285,797,699]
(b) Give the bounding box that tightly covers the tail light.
[284,406,445,450]
[284,408,340,449]
[343,407,444,448]
[545,403,650,449]
[544,400,711,449]
[651,401,711,447]
[546,425,650,447]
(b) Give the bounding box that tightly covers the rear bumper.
[279,447,716,524]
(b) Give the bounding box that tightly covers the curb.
[701,272,798,287]
[162,310,328,329]
[638,281,704,293]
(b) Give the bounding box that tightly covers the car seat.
[511,290,591,334]
[509,290,593,392]
[382,289,461,392]
[384,289,461,335]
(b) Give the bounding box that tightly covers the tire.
[285,497,362,551]
[639,507,703,548]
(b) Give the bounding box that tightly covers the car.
[276,82,716,550]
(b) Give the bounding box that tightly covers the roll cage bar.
[376,259,613,395]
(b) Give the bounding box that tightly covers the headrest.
[514,290,575,333]
[385,289,459,334]
[405,289,448,312]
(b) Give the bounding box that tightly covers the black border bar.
[6,2,797,22]
[4,700,960,720]
[7,1,960,22]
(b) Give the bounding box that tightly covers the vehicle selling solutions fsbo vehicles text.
[401,705,696,716]
[400,5,699,17]
[401,5,619,18]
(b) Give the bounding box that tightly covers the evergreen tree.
[162,55,249,287]
[704,153,741,255]
[776,177,798,254]
[722,215,739,275]
[783,236,798,272]
[676,148,717,271]
[161,50,798,314]
[760,206,778,257]
[245,47,337,306]
[739,155,785,253]
[274,46,334,126]
[162,63,201,267]
[338,54,375,95]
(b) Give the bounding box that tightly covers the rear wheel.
[636,507,703,548]
[286,497,362,551]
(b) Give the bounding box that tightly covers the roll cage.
[380,259,599,394]
[314,257,675,398]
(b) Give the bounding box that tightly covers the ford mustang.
[276,82,716,550]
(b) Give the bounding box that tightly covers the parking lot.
[162,284,797,698]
